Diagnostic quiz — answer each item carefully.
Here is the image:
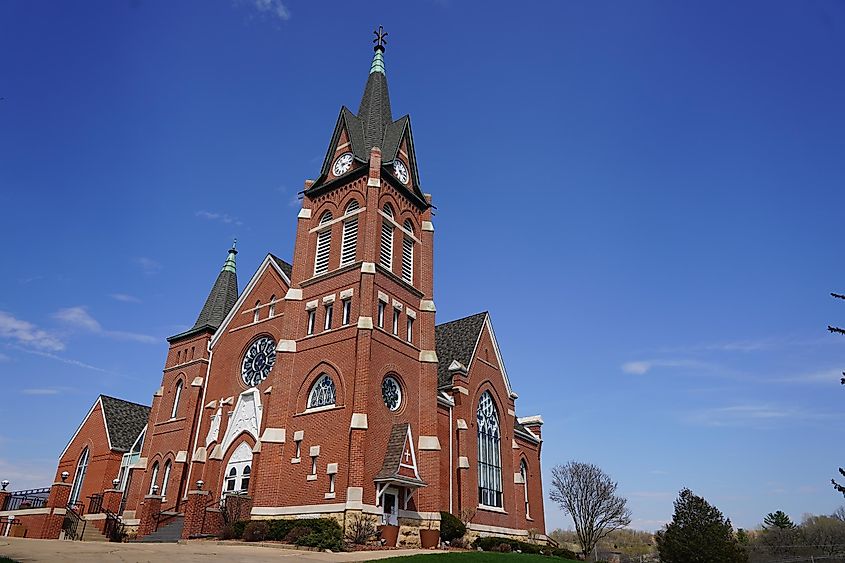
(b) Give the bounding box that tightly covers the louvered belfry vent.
[340,200,360,267]
[314,211,333,275]
[401,219,414,284]
[380,204,394,270]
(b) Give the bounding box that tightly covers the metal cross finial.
[373,26,388,51]
[231,238,237,250]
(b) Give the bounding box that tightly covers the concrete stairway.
[79,521,109,542]
[136,515,184,543]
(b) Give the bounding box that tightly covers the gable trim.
[209,254,291,350]
[466,314,514,398]
[58,397,105,461]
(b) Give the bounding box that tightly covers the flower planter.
[378,524,399,547]
[419,528,439,548]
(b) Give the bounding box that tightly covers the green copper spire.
[222,239,237,273]
[370,25,387,75]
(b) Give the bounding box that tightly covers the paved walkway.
[0,537,432,562]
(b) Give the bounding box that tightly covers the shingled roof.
[269,254,293,280]
[374,422,426,487]
[99,395,150,452]
[435,312,488,388]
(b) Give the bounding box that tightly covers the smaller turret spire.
[222,238,237,273]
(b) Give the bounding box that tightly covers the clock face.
[393,160,409,184]
[332,152,354,177]
[241,336,276,387]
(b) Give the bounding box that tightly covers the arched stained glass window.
[148,461,159,495]
[69,447,89,505]
[161,460,172,497]
[242,465,251,491]
[477,391,502,508]
[307,374,336,409]
[170,380,183,419]
[225,466,237,492]
[521,459,530,518]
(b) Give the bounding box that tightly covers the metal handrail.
[2,488,50,511]
[87,493,104,514]
[154,502,181,532]
[62,503,86,541]
[195,494,219,539]
[102,507,125,542]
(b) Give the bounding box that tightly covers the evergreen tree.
[656,488,747,563]
[762,510,796,530]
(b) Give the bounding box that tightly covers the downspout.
[449,401,453,514]
[185,344,214,500]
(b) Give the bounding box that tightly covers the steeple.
[178,242,240,338]
[357,26,393,153]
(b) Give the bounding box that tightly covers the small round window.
[382,376,402,411]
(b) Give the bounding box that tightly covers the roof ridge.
[99,394,151,409]
[435,311,488,328]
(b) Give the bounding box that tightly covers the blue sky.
[1,0,844,532]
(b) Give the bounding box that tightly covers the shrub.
[242,521,269,542]
[220,520,247,540]
[283,526,312,544]
[494,542,513,553]
[439,511,466,542]
[344,513,378,545]
[472,536,577,559]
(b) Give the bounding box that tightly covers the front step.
[136,515,184,543]
[79,521,109,542]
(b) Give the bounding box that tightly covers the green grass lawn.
[377,552,579,563]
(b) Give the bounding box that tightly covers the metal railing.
[62,503,86,541]
[87,493,103,515]
[196,494,220,539]
[1,488,50,511]
[102,507,125,542]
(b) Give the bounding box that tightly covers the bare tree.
[549,461,632,560]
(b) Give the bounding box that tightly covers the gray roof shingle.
[434,312,488,388]
[269,254,293,280]
[99,395,150,452]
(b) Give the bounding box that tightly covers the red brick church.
[1,31,548,545]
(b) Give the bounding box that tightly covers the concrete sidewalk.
[0,537,432,562]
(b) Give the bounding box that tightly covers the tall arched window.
[521,459,530,518]
[160,460,172,497]
[170,380,183,419]
[340,200,360,266]
[148,461,159,495]
[253,300,261,323]
[401,219,414,284]
[314,211,333,275]
[379,204,394,270]
[69,447,89,505]
[477,391,502,508]
[307,374,336,409]
[269,295,276,318]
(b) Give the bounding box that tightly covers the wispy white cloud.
[21,388,61,395]
[12,346,110,373]
[251,0,291,21]
[53,306,157,344]
[110,293,141,304]
[196,210,243,226]
[622,359,712,375]
[134,257,162,275]
[684,403,841,428]
[0,311,64,351]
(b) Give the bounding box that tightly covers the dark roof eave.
[514,426,541,444]
[167,324,216,343]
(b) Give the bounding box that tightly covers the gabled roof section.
[375,422,425,487]
[435,312,488,388]
[209,253,292,350]
[169,244,239,342]
[99,395,151,452]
